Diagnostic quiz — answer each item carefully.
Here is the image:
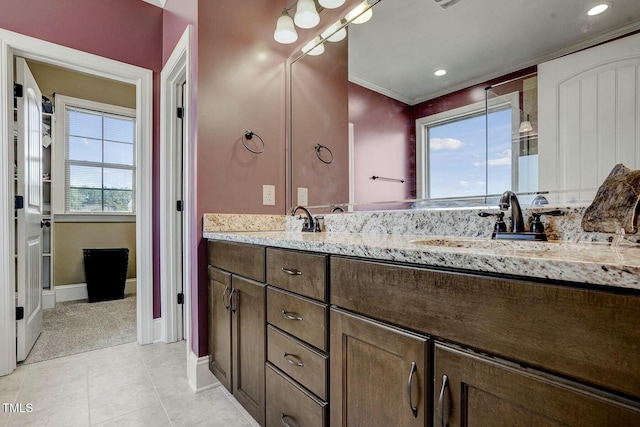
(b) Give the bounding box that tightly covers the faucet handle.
[529,210,565,234]
[479,211,507,233]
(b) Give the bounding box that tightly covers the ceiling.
[348,0,640,105]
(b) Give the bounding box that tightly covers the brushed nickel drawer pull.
[407,361,418,418]
[283,353,304,367]
[282,267,302,276]
[281,310,303,321]
[281,413,296,427]
[229,288,237,313]
[438,374,450,427]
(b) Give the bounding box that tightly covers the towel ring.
[242,131,265,154]
[315,144,334,164]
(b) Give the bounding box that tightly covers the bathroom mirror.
[289,0,640,212]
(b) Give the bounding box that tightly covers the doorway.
[0,29,154,377]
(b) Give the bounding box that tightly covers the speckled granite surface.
[203,230,640,290]
[203,208,640,290]
[203,214,285,232]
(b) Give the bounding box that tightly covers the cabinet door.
[330,308,428,427]
[434,343,640,427]
[208,266,232,391]
[232,275,267,426]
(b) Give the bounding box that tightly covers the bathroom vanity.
[205,227,640,426]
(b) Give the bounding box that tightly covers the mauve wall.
[291,38,349,206]
[194,0,292,356]
[349,82,415,203]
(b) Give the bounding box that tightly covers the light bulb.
[274,10,298,44]
[295,0,320,29]
[319,0,346,9]
[587,4,609,16]
[302,39,325,56]
[347,2,373,24]
[321,21,347,42]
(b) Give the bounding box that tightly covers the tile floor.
[0,341,259,427]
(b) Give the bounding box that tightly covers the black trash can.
[83,248,129,303]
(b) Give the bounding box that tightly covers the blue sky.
[429,108,512,198]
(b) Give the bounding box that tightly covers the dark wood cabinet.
[208,241,266,426]
[330,307,429,427]
[434,343,640,426]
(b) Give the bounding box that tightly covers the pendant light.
[274,9,298,44]
[302,39,325,56]
[295,0,320,29]
[318,0,346,8]
[519,114,533,133]
[321,21,347,42]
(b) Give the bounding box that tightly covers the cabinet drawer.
[266,363,327,427]
[331,256,640,399]
[266,248,327,301]
[207,240,265,282]
[267,286,328,351]
[267,325,328,400]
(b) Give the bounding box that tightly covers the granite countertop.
[203,230,640,291]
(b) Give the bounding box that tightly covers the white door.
[176,80,186,340]
[15,58,44,362]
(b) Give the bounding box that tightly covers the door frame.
[0,29,154,376]
[160,26,192,345]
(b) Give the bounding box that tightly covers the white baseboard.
[153,318,162,342]
[55,278,137,303]
[187,350,219,393]
[42,290,55,309]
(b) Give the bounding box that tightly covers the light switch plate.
[263,185,275,205]
[297,187,308,206]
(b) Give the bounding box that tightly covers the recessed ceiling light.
[587,4,609,16]
[434,69,447,77]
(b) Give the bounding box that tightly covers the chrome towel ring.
[242,130,265,154]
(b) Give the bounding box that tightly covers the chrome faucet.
[498,191,525,233]
[292,206,318,232]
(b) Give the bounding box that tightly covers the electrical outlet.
[263,185,275,206]
[297,187,308,206]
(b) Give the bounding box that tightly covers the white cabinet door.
[15,57,43,362]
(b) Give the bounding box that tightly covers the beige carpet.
[23,294,137,364]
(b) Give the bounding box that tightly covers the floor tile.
[89,377,160,425]
[17,374,88,412]
[162,386,252,427]
[91,403,170,427]
[6,396,89,427]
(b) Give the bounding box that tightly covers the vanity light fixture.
[295,0,321,29]
[274,8,298,44]
[318,0,346,8]
[347,1,373,24]
[321,21,347,42]
[587,3,610,16]
[434,69,447,77]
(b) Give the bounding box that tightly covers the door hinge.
[16,306,24,321]
[15,195,24,210]
[177,293,184,305]
[176,200,183,212]
[13,83,23,98]
[177,107,184,119]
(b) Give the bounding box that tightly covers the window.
[56,96,136,214]
[416,92,523,201]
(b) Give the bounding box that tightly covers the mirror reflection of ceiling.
[348,0,640,105]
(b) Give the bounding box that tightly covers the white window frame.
[53,94,136,221]
[415,91,520,200]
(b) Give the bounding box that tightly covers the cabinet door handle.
[407,361,418,418]
[438,374,449,427]
[229,288,237,313]
[281,310,303,321]
[281,413,296,427]
[222,286,230,310]
[283,353,304,367]
[282,267,302,276]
